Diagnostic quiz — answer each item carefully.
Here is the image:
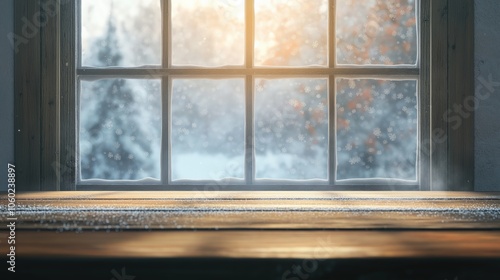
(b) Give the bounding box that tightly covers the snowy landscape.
[79,0,419,183]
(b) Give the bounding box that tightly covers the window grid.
[76,0,425,190]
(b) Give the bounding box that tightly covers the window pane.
[81,0,162,67]
[171,0,245,67]
[336,78,418,181]
[255,78,329,180]
[336,0,418,66]
[254,0,328,67]
[171,79,245,181]
[80,79,162,181]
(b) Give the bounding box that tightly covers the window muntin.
[77,0,422,188]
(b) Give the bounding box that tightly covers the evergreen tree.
[80,13,161,180]
[96,14,122,67]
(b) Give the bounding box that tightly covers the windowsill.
[3,191,500,260]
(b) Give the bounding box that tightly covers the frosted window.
[336,0,418,66]
[254,0,328,67]
[336,78,418,181]
[81,0,162,67]
[255,78,329,180]
[80,79,162,180]
[171,0,245,67]
[171,79,245,180]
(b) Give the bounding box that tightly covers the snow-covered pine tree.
[80,13,161,180]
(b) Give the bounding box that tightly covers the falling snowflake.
[349,156,361,165]
[102,120,114,129]
[289,99,300,107]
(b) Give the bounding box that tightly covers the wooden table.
[2,191,500,279]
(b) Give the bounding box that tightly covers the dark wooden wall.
[431,0,475,191]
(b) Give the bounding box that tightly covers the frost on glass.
[171,0,245,67]
[80,79,162,181]
[336,0,418,66]
[336,78,418,181]
[81,0,161,67]
[254,0,328,67]
[255,78,328,180]
[171,79,245,180]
